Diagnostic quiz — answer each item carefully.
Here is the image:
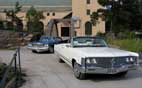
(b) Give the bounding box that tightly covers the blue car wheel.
[49,46,54,53]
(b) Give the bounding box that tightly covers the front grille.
[95,58,112,68]
[32,44,44,47]
[91,57,137,68]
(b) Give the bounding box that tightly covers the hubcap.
[74,63,80,77]
[49,47,53,52]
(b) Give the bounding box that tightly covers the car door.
[60,44,73,65]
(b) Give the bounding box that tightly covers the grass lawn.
[107,39,142,52]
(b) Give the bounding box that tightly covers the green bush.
[117,31,135,39]
[27,21,44,33]
[0,63,14,82]
[96,32,106,38]
[0,63,26,87]
[0,63,7,79]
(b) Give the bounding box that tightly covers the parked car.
[27,36,62,53]
[55,36,139,80]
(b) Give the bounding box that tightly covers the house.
[0,0,105,37]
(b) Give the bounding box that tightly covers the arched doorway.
[85,21,92,35]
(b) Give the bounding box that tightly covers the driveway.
[0,48,142,88]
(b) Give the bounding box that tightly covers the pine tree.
[4,1,23,31]
[26,6,45,33]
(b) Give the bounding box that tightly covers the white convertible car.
[55,36,139,80]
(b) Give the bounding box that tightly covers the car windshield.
[72,37,108,47]
[39,37,49,42]
[53,37,62,41]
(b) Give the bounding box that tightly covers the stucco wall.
[0,12,6,21]
[0,11,71,31]
[0,0,105,37]
[72,0,105,36]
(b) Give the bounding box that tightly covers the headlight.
[28,44,32,47]
[126,58,129,62]
[126,57,134,62]
[86,59,91,64]
[86,58,97,64]
[92,59,97,64]
[130,57,134,62]
[44,44,48,47]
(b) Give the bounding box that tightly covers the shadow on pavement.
[86,70,142,82]
[32,51,54,54]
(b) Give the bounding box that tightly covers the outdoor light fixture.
[106,0,123,10]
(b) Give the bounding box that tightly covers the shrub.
[117,31,135,39]
[96,32,106,38]
[0,63,26,87]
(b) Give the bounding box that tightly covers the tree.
[26,6,44,33]
[4,1,23,31]
[91,0,142,33]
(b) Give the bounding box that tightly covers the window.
[87,9,90,15]
[87,0,90,4]
[85,21,92,35]
[47,13,50,16]
[52,12,55,16]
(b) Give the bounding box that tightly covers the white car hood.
[73,47,138,57]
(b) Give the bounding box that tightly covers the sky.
[0,0,71,6]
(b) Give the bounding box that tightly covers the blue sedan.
[27,36,62,53]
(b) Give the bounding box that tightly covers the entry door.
[61,27,70,37]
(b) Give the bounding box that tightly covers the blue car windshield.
[39,38,49,42]
[72,37,108,47]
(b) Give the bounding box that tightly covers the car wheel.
[73,62,86,80]
[32,50,37,53]
[59,58,64,63]
[115,71,128,77]
[49,46,54,53]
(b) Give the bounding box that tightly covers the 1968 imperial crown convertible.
[55,36,139,80]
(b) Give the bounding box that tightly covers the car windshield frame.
[72,37,108,47]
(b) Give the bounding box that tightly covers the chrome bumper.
[80,65,138,74]
[27,46,49,52]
